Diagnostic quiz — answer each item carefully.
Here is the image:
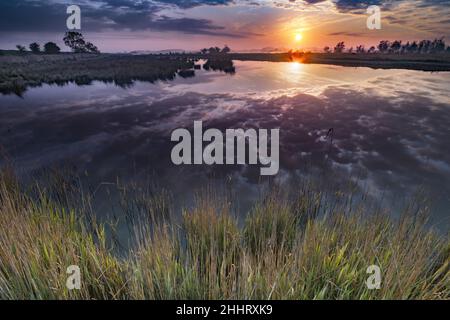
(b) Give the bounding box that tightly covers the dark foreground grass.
[0,168,448,300]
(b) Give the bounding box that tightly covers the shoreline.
[1,52,450,95]
[226,52,450,71]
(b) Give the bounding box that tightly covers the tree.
[64,31,86,52]
[16,45,26,53]
[390,40,402,53]
[29,42,40,53]
[200,48,208,55]
[368,46,376,53]
[401,42,410,54]
[431,37,445,53]
[85,42,99,53]
[63,31,100,53]
[44,42,61,54]
[356,45,365,53]
[334,42,345,53]
[418,40,428,53]
[409,41,418,53]
[323,46,331,53]
[221,45,231,54]
[377,40,390,53]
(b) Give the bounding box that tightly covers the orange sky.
[1,0,449,52]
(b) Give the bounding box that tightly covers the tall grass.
[0,54,196,95]
[0,167,448,300]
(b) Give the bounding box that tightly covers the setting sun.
[295,33,303,42]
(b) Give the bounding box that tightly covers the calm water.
[1,61,450,230]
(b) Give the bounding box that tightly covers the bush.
[44,42,61,54]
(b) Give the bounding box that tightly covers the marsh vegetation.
[0,167,448,300]
[2,49,450,96]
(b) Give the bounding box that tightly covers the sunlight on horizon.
[287,61,304,77]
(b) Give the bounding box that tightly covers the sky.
[0,0,449,52]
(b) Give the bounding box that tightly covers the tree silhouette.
[221,45,231,54]
[85,42,99,54]
[63,31,99,53]
[334,42,345,53]
[431,38,446,53]
[390,40,402,53]
[410,41,418,53]
[44,42,61,54]
[377,40,390,53]
[29,42,40,53]
[16,45,26,53]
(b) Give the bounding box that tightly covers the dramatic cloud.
[0,0,245,37]
[0,0,449,50]
[296,0,450,13]
[154,0,236,9]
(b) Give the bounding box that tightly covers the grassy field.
[0,53,196,95]
[0,166,448,300]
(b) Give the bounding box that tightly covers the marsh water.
[1,60,450,231]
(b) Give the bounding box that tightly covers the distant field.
[1,51,450,95]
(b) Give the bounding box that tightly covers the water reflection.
[0,61,449,229]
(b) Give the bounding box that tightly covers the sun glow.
[295,33,303,42]
[290,61,303,72]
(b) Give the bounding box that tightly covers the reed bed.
[0,167,448,300]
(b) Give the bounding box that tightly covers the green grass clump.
[0,168,448,300]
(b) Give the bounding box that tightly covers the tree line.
[15,31,99,54]
[324,38,450,54]
[199,45,231,55]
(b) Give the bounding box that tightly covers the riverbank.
[223,52,450,71]
[1,52,450,95]
[0,168,448,300]
[300,52,450,71]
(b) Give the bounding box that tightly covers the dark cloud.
[154,0,236,9]
[328,31,366,37]
[0,0,245,37]
[299,0,450,13]
[333,0,385,12]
